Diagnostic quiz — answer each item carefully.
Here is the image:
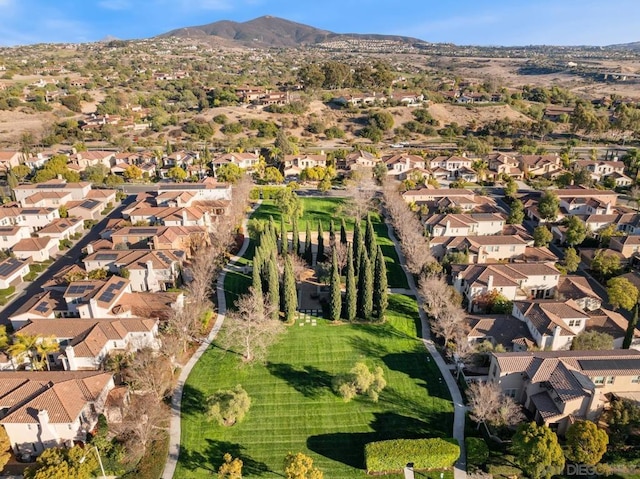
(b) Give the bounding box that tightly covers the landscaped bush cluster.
[466,437,489,469]
[207,385,251,426]
[249,186,286,200]
[332,362,386,402]
[364,438,460,473]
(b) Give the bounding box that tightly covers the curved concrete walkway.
[386,221,468,479]
[162,201,260,479]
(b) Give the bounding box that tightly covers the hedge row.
[249,186,286,200]
[365,438,460,473]
[466,437,489,467]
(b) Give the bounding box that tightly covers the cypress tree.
[624,304,639,349]
[357,249,373,320]
[317,221,325,264]
[267,252,280,320]
[373,245,388,321]
[329,248,342,321]
[345,243,357,322]
[279,214,287,254]
[340,217,347,245]
[292,216,299,256]
[329,219,336,247]
[304,222,313,266]
[282,254,297,323]
[252,256,264,317]
[365,213,376,259]
[269,215,277,246]
[353,220,363,277]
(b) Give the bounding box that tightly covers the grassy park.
[176,294,454,478]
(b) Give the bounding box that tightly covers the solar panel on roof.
[79,200,100,209]
[578,359,640,371]
[67,284,96,295]
[95,253,118,261]
[114,281,125,289]
[36,183,66,189]
[160,184,203,190]
[99,292,115,303]
[130,228,157,234]
[35,301,49,313]
[0,258,21,277]
[20,209,41,215]
[0,227,15,233]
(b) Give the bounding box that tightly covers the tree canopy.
[565,420,608,466]
[512,422,564,479]
[607,277,639,311]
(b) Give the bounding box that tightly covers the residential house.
[109,225,208,255]
[425,213,505,237]
[13,180,92,205]
[21,191,73,209]
[485,152,523,180]
[8,291,62,329]
[74,277,132,319]
[66,199,103,221]
[17,317,160,371]
[430,235,529,264]
[70,151,116,170]
[282,154,327,179]
[404,188,499,213]
[156,179,232,202]
[12,236,59,262]
[488,349,640,434]
[0,151,21,172]
[466,314,535,352]
[452,262,560,312]
[518,154,563,178]
[211,151,260,175]
[340,150,380,170]
[572,160,625,180]
[0,371,114,456]
[609,235,640,259]
[0,226,31,250]
[383,154,426,177]
[428,155,474,180]
[36,217,84,241]
[556,275,602,311]
[0,257,30,289]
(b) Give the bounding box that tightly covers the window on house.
[593,376,605,385]
[505,389,517,398]
[632,376,640,384]
[510,245,516,252]
[607,376,615,385]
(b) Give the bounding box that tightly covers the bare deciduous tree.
[219,287,284,363]
[467,381,524,429]
[344,177,375,221]
[122,348,175,403]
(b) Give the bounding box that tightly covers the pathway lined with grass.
[162,201,261,479]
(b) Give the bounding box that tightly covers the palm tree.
[472,160,489,182]
[7,333,42,371]
[36,336,59,371]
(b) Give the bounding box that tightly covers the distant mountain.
[606,41,640,51]
[158,15,425,48]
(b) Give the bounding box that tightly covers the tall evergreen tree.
[304,222,313,266]
[624,304,639,349]
[279,214,287,254]
[345,243,357,322]
[373,245,388,321]
[252,257,264,316]
[282,255,297,323]
[269,215,277,246]
[329,248,342,321]
[329,219,336,247]
[317,221,325,264]
[292,216,299,256]
[353,220,363,277]
[267,252,280,320]
[357,249,373,320]
[340,217,348,245]
[364,214,376,259]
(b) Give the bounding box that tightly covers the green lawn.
[176,294,454,478]
[249,197,409,290]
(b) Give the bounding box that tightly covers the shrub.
[365,438,460,473]
[332,362,386,402]
[207,385,251,426]
[249,186,286,200]
[466,438,489,468]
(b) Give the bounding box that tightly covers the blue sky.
[1,0,639,47]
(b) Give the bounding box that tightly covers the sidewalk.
[386,221,468,479]
[162,201,260,479]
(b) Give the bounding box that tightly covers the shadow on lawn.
[382,351,452,401]
[180,440,272,475]
[181,383,208,416]
[266,362,333,398]
[307,412,437,469]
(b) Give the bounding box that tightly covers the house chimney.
[37,409,49,425]
[146,260,154,271]
[86,243,94,255]
[487,274,494,291]
[182,209,188,225]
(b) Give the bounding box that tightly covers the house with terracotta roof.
[0,370,114,456]
[12,236,58,262]
[430,235,530,264]
[383,154,426,177]
[339,150,380,170]
[466,314,535,352]
[572,159,625,181]
[17,317,159,370]
[609,235,640,258]
[404,188,498,213]
[70,150,115,170]
[13,179,92,205]
[0,226,31,250]
[156,180,232,202]
[8,291,64,329]
[110,225,208,256]
[211,151,260,173]
[488,349,640,434]
[0,257,30,289]
[425,213,505,237]
[557,276,602,311]
[517,154,563,178]
[36,217,83,241]
[0,151,21,171]
[428,155,473,180]
[452,262,560,312]
[484,152,523,180]
[21,191,74,209]
[75,276,132,318]
[66,199,103,221]
[0,207,60,232]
